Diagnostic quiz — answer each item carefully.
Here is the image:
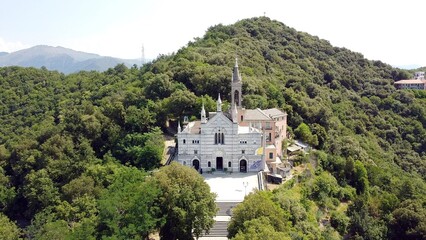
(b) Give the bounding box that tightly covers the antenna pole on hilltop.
[141,44,145,66]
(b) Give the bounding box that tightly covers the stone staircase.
[200,202,240,239]
[205,221,229,237]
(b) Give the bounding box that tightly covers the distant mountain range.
[0,45,141,74]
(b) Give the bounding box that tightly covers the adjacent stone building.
[176,59,287,173]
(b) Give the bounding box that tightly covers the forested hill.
[0,17,425,239]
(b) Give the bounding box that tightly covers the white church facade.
[176,59,287,173]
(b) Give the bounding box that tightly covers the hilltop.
[0,17,424,239]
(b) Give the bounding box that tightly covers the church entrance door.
[216,157,223,170]
[240,159,247,172]
[193,159,200,171]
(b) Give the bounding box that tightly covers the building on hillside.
[414,71,425,80]
[176,59,287,173]
[394,71,426,90]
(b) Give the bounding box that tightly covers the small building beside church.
[176,59,287,173]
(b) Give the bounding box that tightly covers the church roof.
[243,108,271,121]
[182,121,201,134]
[263,108,286,118]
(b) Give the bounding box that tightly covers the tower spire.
[177,120,181,133]
[231,58,242,108]
[217,93,222,112]
[232,58,241,83]
[201,102,207,123]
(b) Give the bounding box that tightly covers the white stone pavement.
[203,172,259,202]
[198,172,259,239]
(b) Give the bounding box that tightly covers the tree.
[294,123,318,147]
[232,217,291,240]
[0,213,21,240]
[308,171,339,208]
[228,191,291,238]
[23,169,60,216]
[389,199,426,240]
[0,167,16,212]
[144,74,173,100]
[347,197,387,240]
[34,220,70,240]
[115,127,164,170]
[330,210,349,235]
[55,195,98,236]
[353,160,369,195]
[125,105,156,132]
[98,166,163,239]
[61,175,100,201]
[153,162,217,240]
[163,89,197,119]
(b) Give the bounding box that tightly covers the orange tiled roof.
[394,79,426,84]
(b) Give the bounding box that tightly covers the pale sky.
[1,0,425,67]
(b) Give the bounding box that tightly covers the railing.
[165,146,177,165]
[257,171,266,191]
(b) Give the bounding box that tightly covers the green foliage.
[232,217,291,240]
[0,213,21,240]
[144,73,173,100]
[33,220,70,240]
[228,191,291,238]
[98,167,163,239]
[307,171,340,208]
[0,167,16,212]
[330,210,350,235]
[114,127,164,170]
[353,160,369,195]
[153,162,217,240]
[389,199,426,240]
[347,197,388,239]
[23,169,60,216]
[61,175,100,201]
[294,122,318,147]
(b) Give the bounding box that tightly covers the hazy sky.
[1,0,425,67]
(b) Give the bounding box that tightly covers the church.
[176,59,287,173]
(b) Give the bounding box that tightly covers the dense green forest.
[1,17,425,239]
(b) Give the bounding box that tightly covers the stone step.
[204,221,229,237]
[201,201,240,238]
[216,202,239,216]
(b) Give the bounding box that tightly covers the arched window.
[228,161,231,168]
[215,130,225,144]
[208,161,211,167]
[183,139,186,144]
[234,90,240,106]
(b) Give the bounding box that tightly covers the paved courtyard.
[203,172,259,202]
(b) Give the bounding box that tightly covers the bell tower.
[231,58,242,108]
